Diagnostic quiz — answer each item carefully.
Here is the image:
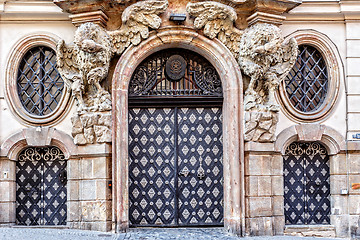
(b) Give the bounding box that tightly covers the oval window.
[284,45,328,113]
[17,46,64,116]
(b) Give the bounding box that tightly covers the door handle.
[179,169,190,177]
[197,168,205,179]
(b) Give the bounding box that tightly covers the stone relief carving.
[244,111,278,142]
[187,1,298,142]
[109,0,168,55]
[240,24,297,142]
[57,0,168,145]
[186,1,242,59]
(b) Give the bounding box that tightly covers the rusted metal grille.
[17,46,64,116]
[129,49,222,98]
[284,45,328,112]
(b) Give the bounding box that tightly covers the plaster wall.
[278,22,347,138]
[0,20,76,144]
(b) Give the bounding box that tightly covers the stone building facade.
[0,0,359,239]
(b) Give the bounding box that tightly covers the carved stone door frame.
[111,28,245,235]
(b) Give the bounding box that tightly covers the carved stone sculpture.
[186,1,242,59]
[239,23,298,112]
[57,0,168,145]
[57,23,113,145]
[109,0,168,55]
[244,111,278,142]
[57,22,113,113]
[187,1,299,142]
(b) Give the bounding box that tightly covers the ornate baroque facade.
[0,0,360,238]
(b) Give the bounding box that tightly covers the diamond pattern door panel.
[16,147,67,226]
[177,108,223,225]
[129,107,223,227]
[284,142,330,225]
[129,108,177,226]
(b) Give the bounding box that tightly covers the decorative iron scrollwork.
[284,142,327,157]
[129,49,222,97]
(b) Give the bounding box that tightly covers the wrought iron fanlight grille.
[129,49,222,98]
[17,46,64,116]
[284,45,328,112]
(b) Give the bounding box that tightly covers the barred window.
[17,46,64,116]
[284,45,328,113]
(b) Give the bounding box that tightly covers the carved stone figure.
[187,1,299,142]
[56,0,168,145]
[110,0,168,55]
[239,23,298,112]
[57,22,113,113]
[186,1,242,59]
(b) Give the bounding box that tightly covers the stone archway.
[274,124,346,236]
[0,127,77,226]
[112,27,244,235]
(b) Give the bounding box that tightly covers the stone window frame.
[5,33,72,126]
[278,30,343,122]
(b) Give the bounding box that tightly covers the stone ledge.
[284,225,336,238]
[245,142,276,153]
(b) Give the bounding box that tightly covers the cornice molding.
[0,0,69,21]
[285,0,360,21]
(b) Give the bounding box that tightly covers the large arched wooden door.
[128,49,224,227]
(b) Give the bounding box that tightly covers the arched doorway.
[112,28,244,234]
[283,142,330,225]
[16,146,67,225]
[128,49,223,226]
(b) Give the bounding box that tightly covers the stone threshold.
[284,225,336,238]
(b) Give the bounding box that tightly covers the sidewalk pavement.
[0,227,346,240]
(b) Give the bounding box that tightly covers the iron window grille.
[284,45,328,113]
[17,46,64,116]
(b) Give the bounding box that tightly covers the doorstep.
[284,225,336,238]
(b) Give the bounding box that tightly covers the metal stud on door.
[283,142,330,225]
[16,147,67,226]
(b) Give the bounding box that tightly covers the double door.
[284,142,330,225]
[16,146,67,226]
[128,107,223,226]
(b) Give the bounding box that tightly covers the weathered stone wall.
[67,144,112,231]
[0,158,16,226]
[244,143,284,236]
